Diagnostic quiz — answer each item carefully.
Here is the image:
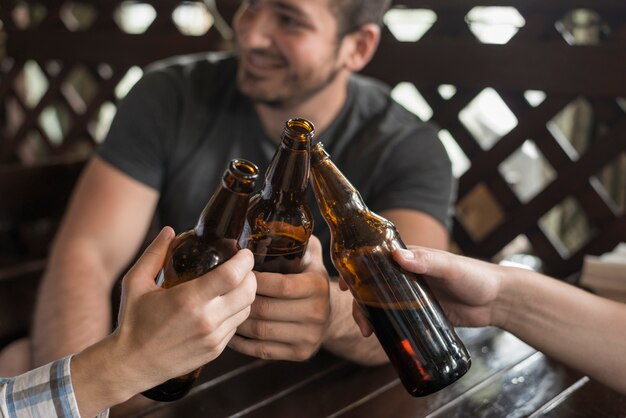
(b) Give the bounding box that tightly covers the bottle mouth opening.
[229,159,259,180]
[286,118,315,138]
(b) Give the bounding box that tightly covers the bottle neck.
[195,181,251,240]
[310,143,397,246]
[262,132,310,196]
[310,147,368,227]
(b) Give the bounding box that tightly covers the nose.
[235,7,273,50]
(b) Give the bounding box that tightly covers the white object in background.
[580,243,626,302]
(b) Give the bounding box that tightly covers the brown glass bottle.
[141,159,259,402]
[238,118,314,274]
[309,142,471,397]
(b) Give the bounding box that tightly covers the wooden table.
[127,328,626,418]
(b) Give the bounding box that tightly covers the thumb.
[122,227,176,294]
[392,246,466,283]
[117,227,175,327]
[392,247,429,275]
[302,235,326,274]
[193,249,254,298]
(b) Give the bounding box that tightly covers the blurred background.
[1,1,625,338]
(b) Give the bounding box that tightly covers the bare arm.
[391,247,626,395]
[322,209,449,365]
[32,157,159,366]
[382,208,449,250]
[496,266,626,394]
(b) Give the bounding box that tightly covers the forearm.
[322,281,388,365]
[33,246,115,366]
[495,267,626,393]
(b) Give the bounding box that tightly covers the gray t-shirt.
[99,52,454,275]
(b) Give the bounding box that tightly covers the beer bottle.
[238,118,314,274]
[142,159,259,402]
[309,142,471,397]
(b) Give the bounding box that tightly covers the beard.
[236,53,343,109]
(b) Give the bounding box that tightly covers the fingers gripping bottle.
[238,118,314,273]
[142,159,259,402]
[309,142,471,397]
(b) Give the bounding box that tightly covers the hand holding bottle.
[343,245,503,337]
[229,236,331,361]
[374,245,626,396]
[393,246,502,326]
[114,228,257,378]
[71,227,257,416]
[141,159,259,401]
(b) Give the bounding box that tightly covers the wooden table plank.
[426,353,584,417]
[334,329,536,418]
[135,350,346,418]
[531,378,626,417]
[114,350,262,417]
[234,329,535,417]
[245,356,398,418]
[126,328,626,418]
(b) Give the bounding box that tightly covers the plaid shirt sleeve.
[0,355,109,418]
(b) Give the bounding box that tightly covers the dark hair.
[330,0,392,37]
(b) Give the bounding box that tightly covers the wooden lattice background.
[1,0,626,282]
[364,0,626,278]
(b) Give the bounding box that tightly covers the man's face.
[233,0,347,108]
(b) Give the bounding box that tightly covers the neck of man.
[254,71,350,141]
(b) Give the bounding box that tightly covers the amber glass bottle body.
[239,118,314,274]
[142,159,259,402]
[310,143,470,397]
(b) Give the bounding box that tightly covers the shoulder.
[346,73,444,157]
[331,74,450,189]
[136,52,238,102]
[349,73,391,110]
[145,51,237,80]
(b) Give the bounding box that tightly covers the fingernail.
[398,249,415,260]
[239,248,255,263]
[161,226,175,239]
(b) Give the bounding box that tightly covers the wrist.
[71,334,139,416]
[490,264,513,330]
[491,265,532,331]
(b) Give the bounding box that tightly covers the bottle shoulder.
[169,231,238,272]
[247,192,313,219]
[330,210,398,248]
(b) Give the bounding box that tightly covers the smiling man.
[1,0,454,380]
[236,0,348,109]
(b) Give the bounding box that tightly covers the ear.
[340,23,381,72]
